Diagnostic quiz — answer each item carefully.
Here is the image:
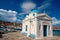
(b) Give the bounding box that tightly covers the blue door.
[43,25,47,37]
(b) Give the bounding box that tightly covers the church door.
[43,25,47,37]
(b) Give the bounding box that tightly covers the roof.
[37,13,52,20]
[31,10,39,13]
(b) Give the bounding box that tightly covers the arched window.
[39,25,40,30]
[26,25,28,31]
[33,13,35,16]
[30,19,33,23]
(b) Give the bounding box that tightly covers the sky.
[0,0,60,25]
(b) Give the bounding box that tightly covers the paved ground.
[0,31,60,40]
[0,31,32,40]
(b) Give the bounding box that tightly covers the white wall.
[22,12,53,39]
[22,12,38,36]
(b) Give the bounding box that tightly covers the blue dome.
[31,10,39,13]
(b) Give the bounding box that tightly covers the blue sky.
[0,0,60,25]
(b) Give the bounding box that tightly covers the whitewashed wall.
[22,12,38,36]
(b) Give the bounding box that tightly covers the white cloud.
[42,0,52,4]
[16,19,22,23]
[0,9,17,17]
[0,9,18,22]
[21,2,36,10]
[52,17,60,25]
[38,0,52,10]
[38,3,50,10]
[21,2,36,14]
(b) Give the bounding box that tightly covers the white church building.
[22,10,53,39]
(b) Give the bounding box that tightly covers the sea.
[53,30,60,36]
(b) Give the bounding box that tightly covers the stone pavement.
[0,31,60,40]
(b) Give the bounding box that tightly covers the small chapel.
[22,10,53,39]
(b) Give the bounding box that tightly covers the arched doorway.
[43,25,48,37]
